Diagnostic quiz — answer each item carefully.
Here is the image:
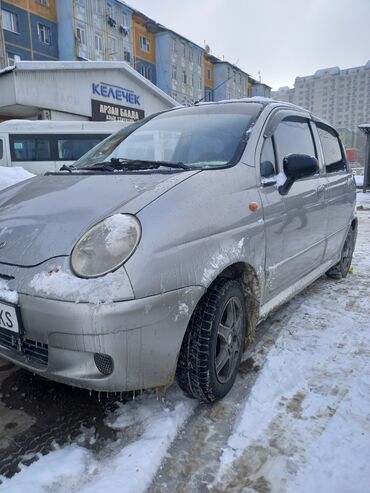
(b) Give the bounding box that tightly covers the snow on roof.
[0,120,129,132]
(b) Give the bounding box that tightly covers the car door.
[314,122,355,261]
[258,110,328,301]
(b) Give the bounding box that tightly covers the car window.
[260,137,277,177]
[57,136,106,161]
[0,139,3,160]
[10,136,51,162]
[274,117,316,169]
[316,123,346,173]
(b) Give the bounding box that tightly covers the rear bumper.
[0,286,205,392]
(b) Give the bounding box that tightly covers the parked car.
[0,120,129,174]
[0,99,357,402]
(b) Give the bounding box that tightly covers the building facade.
[0,0,271,106]
[57,0,133,65]
[0,0,58,66]
[272,61,370,163]
[155,28,203,105]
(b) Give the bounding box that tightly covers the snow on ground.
[213,208,370,492]
[0,167,34,191]
[0,389,196,493]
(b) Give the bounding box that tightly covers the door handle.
[316,184,326,195]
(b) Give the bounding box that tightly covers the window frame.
[76,24,86,46]
[139,35,150,53]
[315,121,348,174]
[2,9,19,33]
[94,32,103,52]
[37,22,51,45]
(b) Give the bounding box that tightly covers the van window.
[10,136,51,161]
[57,136,107,161]
[0,139,3,160]
[316,123,346,173]
[274,117,316,168]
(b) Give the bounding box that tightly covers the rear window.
[0,139,3,160]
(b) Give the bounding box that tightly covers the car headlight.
[71,214,141,278]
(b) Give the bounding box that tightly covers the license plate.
[0,301,19,334]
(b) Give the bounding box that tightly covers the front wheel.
[326,226,356,280]
[176,278,246,402]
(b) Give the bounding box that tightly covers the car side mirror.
[279,154,319,196]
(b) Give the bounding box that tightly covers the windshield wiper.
[80,158,191,172]
[59,164,77,172]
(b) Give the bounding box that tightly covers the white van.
[0,120,130,174]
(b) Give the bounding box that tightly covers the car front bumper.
[0,286,205,392]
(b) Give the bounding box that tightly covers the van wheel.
[176,278,246,402]
[326,227,356,280]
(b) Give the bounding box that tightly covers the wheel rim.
[215,296,243,384]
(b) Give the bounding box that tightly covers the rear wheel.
[176,278,246,402]
[326,227,356,280]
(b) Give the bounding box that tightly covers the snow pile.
[29,265,133,304]
[354,174,363,187]
[0,389,196,493]
[0,279,18,304]
[0,167,34,192]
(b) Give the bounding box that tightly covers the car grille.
[0,327,48,366]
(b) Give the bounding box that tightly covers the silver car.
[0,100,357,402]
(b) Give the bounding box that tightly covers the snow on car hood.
[0,171,198,267]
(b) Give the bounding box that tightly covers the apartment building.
[273,61,370,163]
[0,0,271,105]
[154,27,203,105]
[0,0,58,67]
[131,11,156,84]
[57,0,133,64]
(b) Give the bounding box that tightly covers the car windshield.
[75,103,263,170]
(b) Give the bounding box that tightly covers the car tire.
[326,226,356,280]
[176,278,246,402]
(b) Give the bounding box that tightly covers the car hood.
[0,172,199,267]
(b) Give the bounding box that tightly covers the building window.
[37,23,51,45]
[172,65,177,81]
[191,73,194,87]
[77,0,86,10]
[139,36,150,52]
[38,0,50,6]
[108,36,116,54]
[140,65,152,80]
[124,50,131,62]
[1,9,19,33]
[207,69,211,81]
[107,3,113,17]
[198,78,202,90]
[76,25,86,45]
[189,47,193,63]
[94,33,103,52]
[182,43,186,59]
[198,51,202,66]
[182,70,187,84]
[122,13,128,28]
[7,52,21,65]
[172,37,176,52]
[94,0,104,13]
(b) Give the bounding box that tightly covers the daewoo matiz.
[0,99,357,402]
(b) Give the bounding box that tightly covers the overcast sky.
[130,0,370,90]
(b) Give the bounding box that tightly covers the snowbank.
[0,166,34,192]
